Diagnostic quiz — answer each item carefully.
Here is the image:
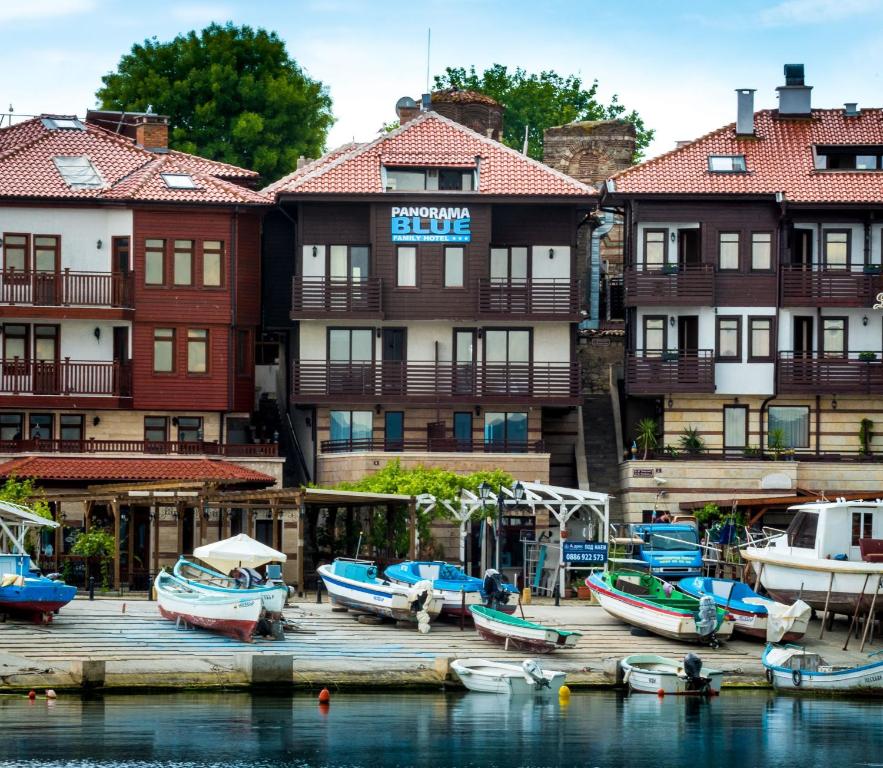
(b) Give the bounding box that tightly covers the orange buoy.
[657,689,665,697]
[318,688,331,704]
[28,690,36,700]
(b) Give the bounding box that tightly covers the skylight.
[53,156,104,189]
[161,173,198,189]
[708,155,747,173]
[41,117,85,131]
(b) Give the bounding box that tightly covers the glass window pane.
[330,411,351,442]
[484,412,505,444]
[329,330,349,361]
[751,319,771,358]
[29,413,52,440]
[454,331,473,363]
[177,416,202,442]
[350,247,369,279]
[445,247,464,287]
[644,231,665,268]
[822,318,845,356]
[330,245,348,278]
[724,407,746,449]
[386,169,425,191]
[397,247,416,287]
[484,330,507,363]
[824,231,848,269]
[34,335,56,361]
[174,241,193,285]
[508,330,530,363]
[769,406,809,449]
[203,251,222,287]
[145,241,164,285]
[0,414,22,440]
[351,411,373,441]
[751,233,771,270]
[719,319,739,358]
[719,233,740,270]
[644,318,664,351]
[60,414,83,441]
[490,248,508,280]
[857,155,877,170]
[511,248,528,280]
[507,412,527,444]
[187,329,207,373]
[350,330,373,361]
[144,416,168,442]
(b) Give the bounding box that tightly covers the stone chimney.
[736,89,756,136]
[429,89,503,141]
[133,114,169,151]
[776,63,812,116]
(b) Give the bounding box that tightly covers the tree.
[0,476,51,555]
[434,65,653,162]
[96,23,334,182]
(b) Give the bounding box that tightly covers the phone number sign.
[562,541,608,564]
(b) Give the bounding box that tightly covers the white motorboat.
[451,658,566,696]
[743,500,883,614]
[173,557,288,613]
[620,653,723,695]
[763,644,883,693]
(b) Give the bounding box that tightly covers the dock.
[0,597,876,692]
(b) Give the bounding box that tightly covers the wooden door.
[382,328,406,395]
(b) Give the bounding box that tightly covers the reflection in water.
[1,690,882,767]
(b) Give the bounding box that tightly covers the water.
[1,690,881,768]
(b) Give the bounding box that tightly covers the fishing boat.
[384,561,517,616]
[173,557,288,613]
[0,501,75,623]
[470,604,582,653]
[743,500,883,614]
[317,558,444,632]
[762,643,883,693]
[451,658,566,696]
[620,653,723,695]
[154,570,262,642]
[678,576,810,642]
[586,570,734,645]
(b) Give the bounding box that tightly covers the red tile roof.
[0,116,268,205]
[611,108,883,203]
[0,457,274,484]
[266,111,595,198]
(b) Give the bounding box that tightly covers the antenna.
[522,125,529,155]
[425,28,431,92]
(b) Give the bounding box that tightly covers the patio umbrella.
[192,533,286,572]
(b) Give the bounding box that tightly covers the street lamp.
[478,480,526,573]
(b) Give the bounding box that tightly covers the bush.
[71,528,115,591]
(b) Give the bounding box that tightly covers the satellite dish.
[395,96,418,111]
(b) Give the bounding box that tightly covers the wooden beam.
[408,501,417,559]
[111,500,121,591]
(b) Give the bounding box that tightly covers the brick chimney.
[395,96,420,126]
[133,114,169,151]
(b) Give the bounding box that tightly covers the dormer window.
[53,156,103,189]
[42,117,85,131]
[815,145,883,170]
[384,167,475,192]
[161,173,198,189]
[708,155,747,173]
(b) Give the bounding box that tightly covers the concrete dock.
[0,596,876,692]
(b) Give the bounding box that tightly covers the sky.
[2,0,883,159]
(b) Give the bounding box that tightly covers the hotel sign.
[390,206,471,243]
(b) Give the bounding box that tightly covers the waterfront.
[2,690,882,768]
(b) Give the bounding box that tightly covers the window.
[161,173,197,189]
[719,232,740,270]
[145,239,165,285]
[787,511,818,549]
[397,247,416,286]
[3,324,27,363]
[177,416,203,442]
[490,247,529,285]
[3,234,28,272]
[144,416,168,442]
[0,413,23,441]
[53,156,103,189]
[187,329,208,373]
[484,412,528,451]
[816,146,883,170]
[823,230,849,269]
[769,406,810,449]
[852,510,874,546]
[173,240,193,286]
[384,411,404,450]
[643,229,667,269]
[202,241,223,287]
[708,155,746,172]
[484,329,530,364]
[328,328,373,362]
[59,414,84,442]
[255,333,280,366]
[724,405,747,451]
[716,317,741,360]
[643,316,666,354]
[33,325,58,362]
[29,413,53,440]
[444,247,464,288]
[33,236,59,273]
[384,167,474,191]
[820,317,846,358]
[329,410,373,447]
[153,328,174,372]
[748,317,773,361]
[454,412,473,449]
[112,237,130,275]
[41,117,85,131]
[751,232,772,271]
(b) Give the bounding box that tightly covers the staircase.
[582,394,623,522]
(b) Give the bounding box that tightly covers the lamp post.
[478,480,526,573]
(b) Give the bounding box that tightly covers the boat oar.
[860,576,882,653]
[844,573,871,651]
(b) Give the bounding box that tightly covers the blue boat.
[0,501,75,623]
[384,561,517,617]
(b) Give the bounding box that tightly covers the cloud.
[758,0,883,26]
[0,0,95,23]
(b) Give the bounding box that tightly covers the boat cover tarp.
[193,534,285,572]
[744,597,811,642]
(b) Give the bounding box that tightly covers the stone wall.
[577,336,623,393]
[543,120,636,187]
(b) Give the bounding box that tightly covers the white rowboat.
[620,653,723,695]
[451,658,566,696]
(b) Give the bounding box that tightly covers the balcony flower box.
[661,350,680,362]
[863,264,882,274]
[662,263,680,275]
[859,351,877,362]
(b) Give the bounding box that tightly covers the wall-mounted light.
[670,232,676,243]
[548,248,555,260]
[832,397,838,410]
[92,416,101,426]
[474,405,482,416]
[171,417,179,426]
[93,327,101,342]
[312,245,318,258]
[863,315,869,326]
[669,316,675,327]
[667,397,673,408]
[96,239,103,250]
[375,327,382,338]
[374,404,382,415]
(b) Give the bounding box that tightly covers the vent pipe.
[844,102,860,117]
[776,63,812,116]
[736,89,756,136]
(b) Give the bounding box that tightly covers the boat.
[743,500,883,614]
[762,643,883,693]
[469,604,582,653]
[586,570,734,645]
[317,558,444,632]
[384,561,517,616]
[620,653,723,695]
[154,570,262,642]
[451,658,566,696]
[173,557,288,613]
[0,501,75,623]
[678,576,811,642]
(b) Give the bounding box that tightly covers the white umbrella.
[192,533,286,573]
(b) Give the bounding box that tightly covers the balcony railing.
[292,361,580,402]
[624,265,715,306]
[781,265,883,307]
[291,276,382,317]
[778,351,883,394]
[0,359,132,397]
[320,438,546,454]
[0,439,278,456]
[0,270,134,308]
[477,278,582,317]
[626,349,715,394]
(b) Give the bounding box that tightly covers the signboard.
[390,206,471,243]
[562,541,608,565]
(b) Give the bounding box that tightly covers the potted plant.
[768,427,787,461]
[662,262,679,274]
[859,351,877,362]
[860,418,874,456]
[663,443,680,458]
[662,349,680,362]
[679,425,705,455]
[743,445,761,458]
[577,581,592,600]
[863,263,882,274]
[635,418,659,459]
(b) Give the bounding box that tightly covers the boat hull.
[763,645,883,693]
[621,655,723,695]
[0,580,76,622]
[470,606,581,654]
[173,559,287,612]
[451,658,566,696]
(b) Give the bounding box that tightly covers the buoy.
[45,690,56,699]
[558,684,571,699]
[318,687,331,704]
[657,688,665,697]
[27,690,36,700]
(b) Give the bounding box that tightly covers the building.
[262,103,596,495]
[606,65,883,521]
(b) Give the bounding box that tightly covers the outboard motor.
[695,595,720,648]
[521,659,550,689]
[682,653,711,694]
[482,569,511,611]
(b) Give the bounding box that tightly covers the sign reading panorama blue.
[390,206,471,243]
[562,541,608,564]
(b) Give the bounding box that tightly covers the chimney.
[296,156,307,169]
[776,63,812,116]
[735,89,756,135]
[133,114,169,151]
[844,102,860,117]
[395,96,420,125]
[421,92,432,111]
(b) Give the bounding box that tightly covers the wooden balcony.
[626,349,715,394]
[0,359,132,397]
[477,278,582,318]
[778,351,883,394]
[624,265,714,306]
[320,437,545,454]
[0,439,278,456]
[291,276,382,318]
[781,265,883,307]
[292,361,580,403]
[0,270,134,308]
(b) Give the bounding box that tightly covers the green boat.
[469,604,582,653]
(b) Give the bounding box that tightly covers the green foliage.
[860,418,874,455]
[634,418,659,459]
[96,23,334,182]
[694,503,721,527]
[663,444,679,458]
[0,476,52,554]
[768,427,786,460]
[71,528,115,591]
[434,64,654,161]
[678,425,705,455]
